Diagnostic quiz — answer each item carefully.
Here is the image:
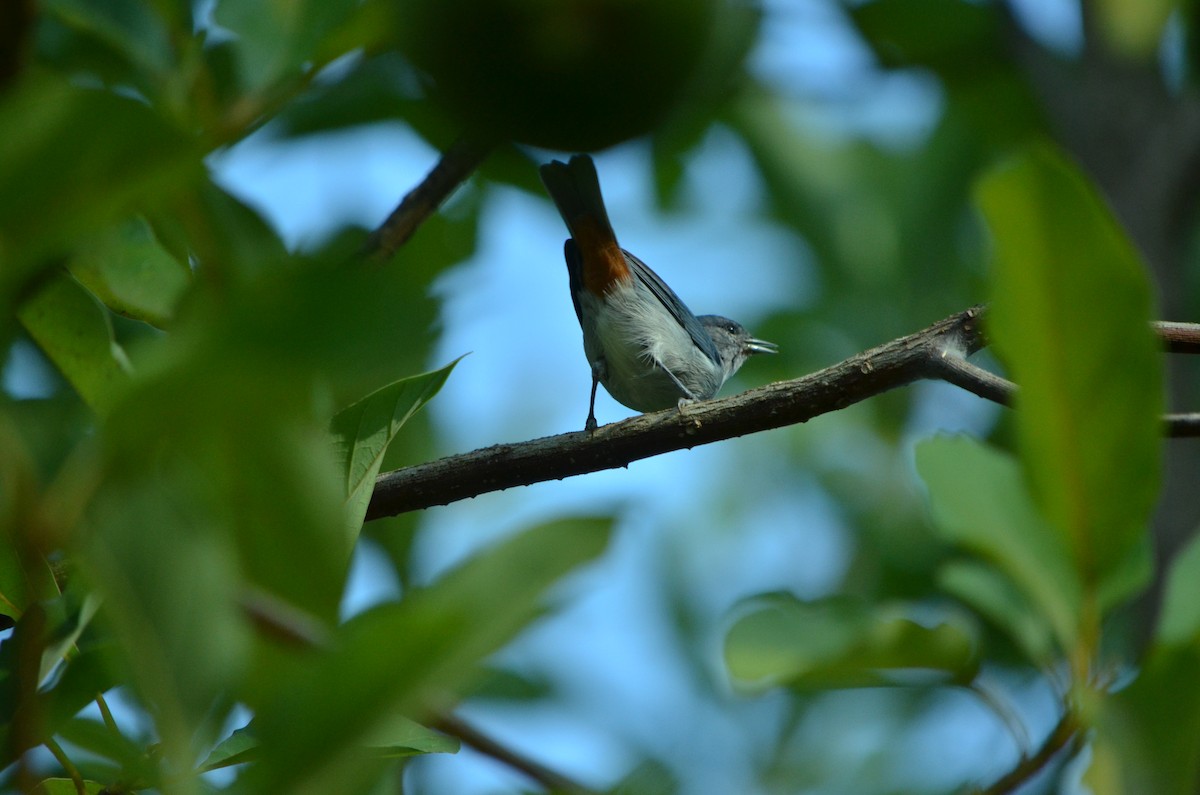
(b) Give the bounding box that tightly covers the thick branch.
[367,307,987,519]
[368,309,1200,519]
[363,133,494,260]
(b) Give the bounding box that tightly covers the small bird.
[539,154,776,431]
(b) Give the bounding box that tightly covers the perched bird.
[540,154,776,431]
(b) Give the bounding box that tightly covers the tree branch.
[368,307,988,519]
[368,309,1200,519]
[362,133,494,261]
[431,713,598,795]
[974,710,1080,795]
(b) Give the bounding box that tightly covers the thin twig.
[44,736,87,795]
[963,679,1031,758]
[973,710,1080,795]
[96,691,120,736]
[363,133,495,261]
[432,713,598,795]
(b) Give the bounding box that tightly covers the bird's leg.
[586,359,606,433]
[652,359,699,419]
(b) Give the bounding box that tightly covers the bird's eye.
[726,324,736,333]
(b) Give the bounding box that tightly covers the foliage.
[1,0,1197,794]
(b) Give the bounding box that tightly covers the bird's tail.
[539,154,631,295]
[539,155,616,242]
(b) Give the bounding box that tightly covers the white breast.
[576,281,723,412]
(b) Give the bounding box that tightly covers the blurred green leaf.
[42,0,174,82]
[0,542,57,625]
[17,273,131,416]
[274,52,430,138]
[31,779,107,795]
[1158,530,1200,646]
[68,217,191,327]
[56,716,156,781]
[247,516,612,794]
[850,0,1002,74]
[725,594,979,689]
[363,714,459,757]
[200,724,258,772]
[0,78,200,288]
[937,559,1056,666]
[199,713,457,775]
[1095,0,1177,59]
[1087,642,1200,795]
[214,0,363,91]
[915,435,1082,654]
[0,416,61,620]
[0,617,117,768]
[331,358,461,546]
[37,590,100,683]
[978,144,1162,590]
[80,475,251,766]
[609,759,678,795]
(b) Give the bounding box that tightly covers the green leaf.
[362,714,459,757]
[31,779,108,795]
[977,144,1162,591]
[247,516,612,795]
[56,716,157,781]
[68,217,191,327]
[17,272,132,416]
[199,714,457,775]
[42,0,175,81]
[213,0,363,91]
[1094,0,1177,59]
[724,594,979,690]
[0,77,199,288]
[1158,530,1200,646]
[937,560,1056,666]
[1086,642,1200,795]
[200,725,259,772]
[915,435,1082,653]
[850,0,1002,73]
[38,590,101,684]
[331,358,461,545]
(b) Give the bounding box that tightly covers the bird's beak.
[745,337,778,356]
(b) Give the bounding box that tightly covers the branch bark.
[362,133,494,261]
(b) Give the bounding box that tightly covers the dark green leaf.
[978,144,1162,590]
[915,435,1082,653]
[724,594,979,690]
